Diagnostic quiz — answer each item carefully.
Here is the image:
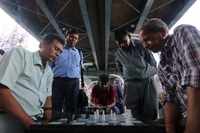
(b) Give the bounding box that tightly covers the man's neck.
[39,52,47,68]
[66,42,76,48]
[163,34,171,48]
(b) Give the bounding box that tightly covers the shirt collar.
[65,44,77,51]
[33,51,42,65]
[33,51,49,70]
[130,40,136,47]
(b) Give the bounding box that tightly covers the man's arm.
[158,65,179,133]
[0,48,34,127]
[185,86,200,133]
[164,102,178,133]
[174,25,200,133]
[115,60,123,74]
[107,98,116,108]
[140,50,157,78]
[0,85,33,127]
[43,96,52,122]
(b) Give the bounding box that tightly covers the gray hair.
[141,18,169,33]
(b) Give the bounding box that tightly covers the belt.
[125,78,144,82]
[0,110,6,114]
[0,108,6,114]
[54,77,79,80]
[32,114,43,121]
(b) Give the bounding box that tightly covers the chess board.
[25,110,165,133]
[47,110,140,126]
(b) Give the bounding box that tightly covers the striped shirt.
[158,25,200,116]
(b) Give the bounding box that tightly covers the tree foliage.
[0,26,27,51]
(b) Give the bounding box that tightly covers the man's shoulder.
[12,46,31,55]
[5,47,31,60]
[173,24,198,34]
[9,46,23,52]
[76,48,82,52]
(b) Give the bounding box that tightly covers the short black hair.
[0,49,5,55]
[99,74,109,83]
[141,18,168,33]
[115,30,130,44]
[42,33,65,46]
[65,29,79,37]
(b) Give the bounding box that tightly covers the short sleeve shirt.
[0,47,53,116]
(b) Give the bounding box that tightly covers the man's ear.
[39,43,42,48]
[40,40,48,48]
[127,33,131,38]
[160,29,168,39]
[66,35,69,41]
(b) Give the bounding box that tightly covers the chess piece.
[102,110,106,122]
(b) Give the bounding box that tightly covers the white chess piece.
[113,112,117,122]
[96,109,99,121]
[110,110,113,120]
[102,110,106,122]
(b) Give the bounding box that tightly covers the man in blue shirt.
[52,30,83,121]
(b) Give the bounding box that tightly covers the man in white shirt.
[0,34,64,133]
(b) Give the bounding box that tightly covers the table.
[25,110,165,133]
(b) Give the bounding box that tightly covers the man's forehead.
[122,35,129,39]
[69,33,79,37]
[140,31,152,39]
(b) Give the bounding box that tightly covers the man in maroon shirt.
[91,74,116,108]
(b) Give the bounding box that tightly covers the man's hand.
[43,96,52,122]
[43,109,52,122]
[0,86,34,128]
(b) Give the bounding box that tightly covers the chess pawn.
[113,112,117,122]
[110,110,113,120]
[96,109,100,121]
[94,111,97,122]
[102,110,106,122]
[124,106,127,113]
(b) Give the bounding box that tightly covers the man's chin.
[151,48,160,53]
[49,57,55,62]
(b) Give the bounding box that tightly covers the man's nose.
[145,41,152,48]
[55,52,60,56]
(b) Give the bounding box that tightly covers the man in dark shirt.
[115,30,158,121]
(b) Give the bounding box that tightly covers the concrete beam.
[150,0,175,13]
[169,0,196,28]
[112,16,139,32]
[78,0,99,70]
[36,0,65,40]
[104,0,112,72]
[39,0,72,35]
[134,0,154,34]
[122,0,140,14]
